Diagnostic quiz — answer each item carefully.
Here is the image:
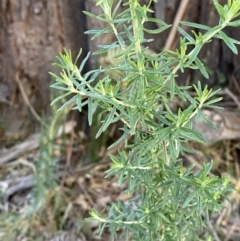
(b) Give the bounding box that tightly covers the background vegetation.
[1,0,240,240]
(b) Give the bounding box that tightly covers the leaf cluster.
[50,0,240,240]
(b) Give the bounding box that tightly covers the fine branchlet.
[50,0,240,240]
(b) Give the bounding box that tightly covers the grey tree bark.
[0,0,88,143]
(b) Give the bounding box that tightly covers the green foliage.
[50,0,240,240]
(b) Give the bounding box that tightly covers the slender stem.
[130,0,144,74]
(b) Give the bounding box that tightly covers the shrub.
[50,0,240,240]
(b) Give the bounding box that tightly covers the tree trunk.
[0,0,88,143]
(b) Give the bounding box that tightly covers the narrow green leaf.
[193,81,203,97]
[228,19,240,26]
[76,94,82,112]
[203,97,223,107]
[169,73,175,100]
[199,112,217,130]
[158,212,171,223]
[181,105,196,123]
[205,88,221,99]
[116,34,125,47]
[93,48,113,55]
[112,0,123,17]
[204,189,219,204]
[79,52,91,73]
[153,112,171,126]
[143,24,171,34]
[50,82,69,91]
[195,57,209,79]
[187,43,202,65]
[88,97,93,126]
[57,95,77,112]
[179,127,205,143]
[180,21,210,30]
[83,11,115,23]
[97,42,120,50]
[213,2,227,20]
[72,99,88,110]
[50,92,72,106]
[169,138,177,161]
[205,105,224,110]
[183,188,199,208]
[204,161,213,176]
[95,121,107,139]
[194,108,201,123]
[49,72,65,84]
[175,85,187,102]
[102,107,117,132]
[74,49,82,65]
[147,17,170,26]
[203,25,223,40]
[155,126,172,141]
[184,91,196,104]
[219,31,238,54]
[177,27,195,43]
[165,114,177,123]
[55,56,67,68]
[123,25,133,41]
[215,34,240,45]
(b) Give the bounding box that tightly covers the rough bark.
[0,0,88,142]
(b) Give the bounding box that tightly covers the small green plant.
[0,91,72,240]
[50,0,240,240]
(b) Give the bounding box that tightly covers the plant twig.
[15,71,45,126]
[164,0,190,50]
[224,87,240,109]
